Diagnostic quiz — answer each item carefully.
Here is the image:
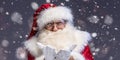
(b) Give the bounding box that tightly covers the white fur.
[38,24,91,53]
[37,6,73,30]
[35,55,44,60]
[71,52,85,60]
[24,24,92,60]
[24,37,42,57]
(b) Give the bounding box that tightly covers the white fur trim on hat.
[37,6,73,30]
[24,37,42,57]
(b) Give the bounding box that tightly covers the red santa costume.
[24,3,94,60]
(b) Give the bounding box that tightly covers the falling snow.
[109,56,113,60]
[91,33,97,38]
[5,12,9,15]
[0,0,120,60]
[1,40,9,47]
[0,28,4,30]
[60,3,65,6]
[31,2,39,10]
[114,28,118,31]
[11,12,23,24]
[2,1,6,5]
[11,2,14,5]
[25,35,28,38]
[46,0,51,3]
[65,0,70,2]
[19,35,23,39]
[87,15,100,24]
[104,15,113,25]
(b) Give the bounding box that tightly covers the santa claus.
[21,3,94,60]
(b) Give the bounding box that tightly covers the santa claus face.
[44,20,67,32]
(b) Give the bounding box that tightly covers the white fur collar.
[38,24,91,52]
[24,24,92,58]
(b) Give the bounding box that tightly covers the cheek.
[58,25,65,30]
[45,27,52,31]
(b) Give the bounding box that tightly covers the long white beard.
[24,24,91,59]
[37,24,78,52]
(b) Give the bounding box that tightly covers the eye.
[45,23,53,28]
[47,23,53,26]
[56,22,65,25]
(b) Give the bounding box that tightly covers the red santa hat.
[27,3,73,39]
[26,3,94,60]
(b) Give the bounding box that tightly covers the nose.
[52,24,58,32]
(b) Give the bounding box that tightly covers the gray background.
[0,0,120,60]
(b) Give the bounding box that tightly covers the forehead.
[49,20,64,23]
[54,20,64,22]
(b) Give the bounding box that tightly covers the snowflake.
[61,3,65,6]
[0,28,3,30]
[1,40,9,47]
[95,48,100,52]
[11,2,14,5]
[104,15,113,25]
[65,0,69,2]
[100,16,104,19]
[13,41,16,44]
[31,2,39,10]
[87,15,99,24]
[5,12,9,15]
[19,35,23,39]
[11,12,23,24]
[46,0,51,3]
[114,28,118,30]
[2,1,6,4]
[109,56,113,60]
[25,35,28,38]
[91,32,97,38]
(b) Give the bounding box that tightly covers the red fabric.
[27,52,35,60]
[27,3,56,60]
[26,3,94,60]
[27,3,56,39]
[82,45,94,60]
